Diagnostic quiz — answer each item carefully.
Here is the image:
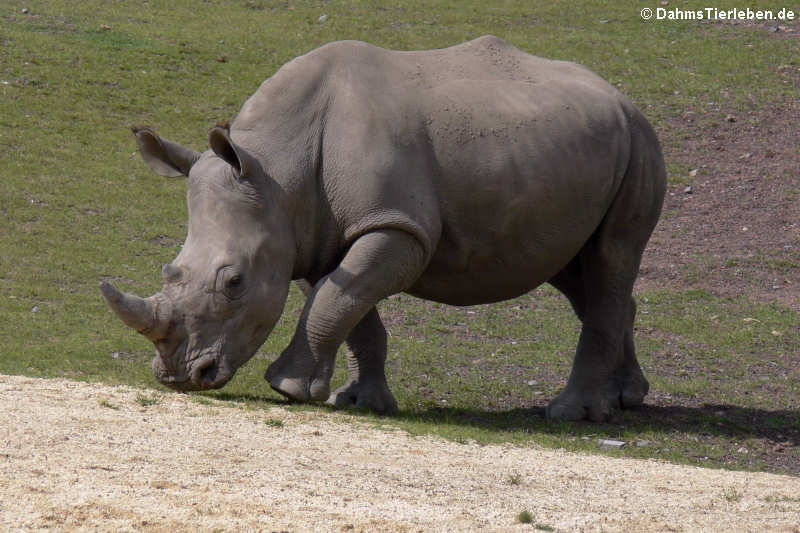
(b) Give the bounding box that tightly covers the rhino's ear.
[208,126,259,181]
[132,126,201,178]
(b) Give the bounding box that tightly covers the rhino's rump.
[408,79,632,305]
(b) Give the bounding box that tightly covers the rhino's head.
[101,126,295,391]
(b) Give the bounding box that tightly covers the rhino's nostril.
[200,361,218,384]
[192,355,218,385]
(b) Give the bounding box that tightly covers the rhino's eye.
[216,266,246,300]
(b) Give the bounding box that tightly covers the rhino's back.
[312,35,606,90]
[239,35,617,129]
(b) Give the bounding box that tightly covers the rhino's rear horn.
[100,282,169,340]
[162,263,184,283]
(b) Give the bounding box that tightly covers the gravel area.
[1,374,798,532]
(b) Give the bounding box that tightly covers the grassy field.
[1,1,798,475]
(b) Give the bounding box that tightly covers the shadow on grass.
[205,389,799,447]
[395,403,800,446]
[200,389,800,474]
[200,390,286,405]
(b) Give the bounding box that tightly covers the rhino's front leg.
[265,229,427,412]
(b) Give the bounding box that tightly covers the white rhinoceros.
[101,36,666,421]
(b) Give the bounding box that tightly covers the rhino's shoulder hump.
[449,34,517,52]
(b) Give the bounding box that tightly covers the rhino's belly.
[405,141,619,305]
[408,269,558,307]
[407,222,592,306]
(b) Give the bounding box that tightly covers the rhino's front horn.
[99,282,169,340]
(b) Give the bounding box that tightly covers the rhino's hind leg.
[546,252,648,422]
[265,229,427,413]
[549,263,649,419]
[326,307,398,414]
[618,297,649,408]
[545,120,665,422]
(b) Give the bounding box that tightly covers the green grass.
[722,486,744,503]
[1,1,798,475]
[264,418,285,428]
[98,398,120,410]
[517,510,554,530]
[135,391,161,407]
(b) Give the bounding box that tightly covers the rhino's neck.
[230,63,336,282]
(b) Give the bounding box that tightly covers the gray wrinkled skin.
[102,36,666,421]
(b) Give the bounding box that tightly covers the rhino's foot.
[265,358,330,404]
[546,367,649,422]
[326,380,398,415]
[618,363,649,409]
[266,374,331,403]
[546,390,617,422]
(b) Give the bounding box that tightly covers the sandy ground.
[1,374,798,532]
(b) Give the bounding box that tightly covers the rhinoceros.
[101,36,666,421]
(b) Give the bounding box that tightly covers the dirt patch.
[642,103,799,296]
[631,97,800,474]
[2,374,799,532]
[720,18,800,43]
[637,99,800,309]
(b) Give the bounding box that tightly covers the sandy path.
[1,374,798,532]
